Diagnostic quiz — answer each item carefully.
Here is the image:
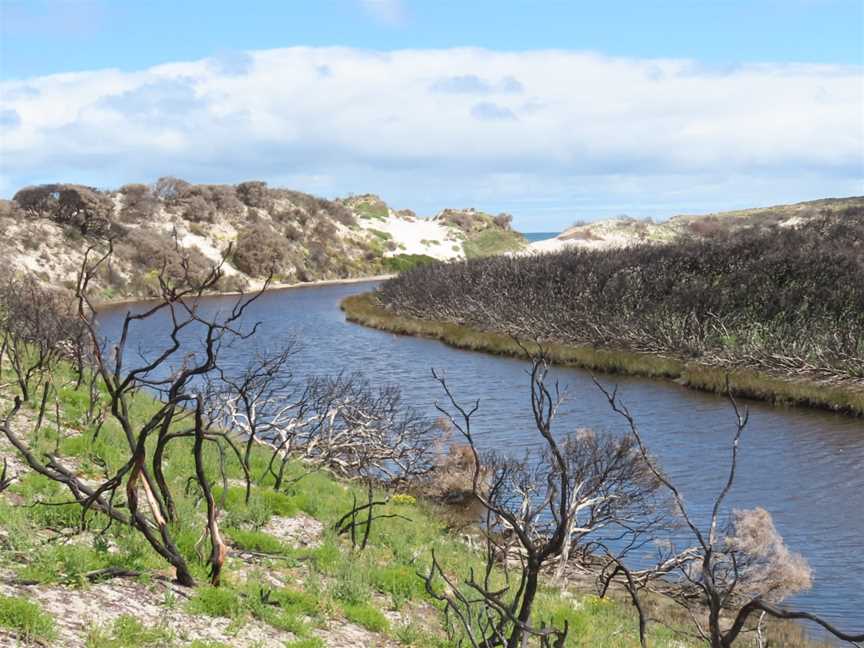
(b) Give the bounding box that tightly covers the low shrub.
[233,222,288,277]
[382,254,437,273]
[0,594,56,643]
[342,602,389,633]
[187,587,244,618]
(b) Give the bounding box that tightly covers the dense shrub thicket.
[378,210,864,382]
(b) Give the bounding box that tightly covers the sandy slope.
[357,212,464,261]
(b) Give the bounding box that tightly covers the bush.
[686,216,726,238]
[179,194,215,223]
[0,198,22,219]
[119,184,158,222]
[14,184,114,236]
[382,254,437,273]
[237,181,272,209]
[117,228,214,291]
[492,212,513,229]
[378,211,864,382]
[152,176,191,201]
[233,222,288,277]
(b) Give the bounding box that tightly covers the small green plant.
[382,254,437,273]
[390,493,416,506]
[224,528,287,554]
[17,542,108,585]
[368,228,392,241]
[0,594,56,643]
[187,587,244,618]
[394,622,444,646]
[285,638,325,648]
[354,201,389,220]
[343,601,389,633]
[369,564,424,606]
[162,589,177,609]
[270,587,324,618]
[85,614,175,647]
[216,486,298,529]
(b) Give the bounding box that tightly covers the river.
[98,280,864,642]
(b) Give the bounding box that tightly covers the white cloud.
[0,46,861,227]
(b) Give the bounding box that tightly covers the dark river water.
[98,280,864,642]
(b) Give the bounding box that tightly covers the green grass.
[215,486,299,529]
[285,638,325,648]
[341,292,864,416]
[85,614,175,647]
[355,201,389,220]
[187,587,244,618]
[343,601,389,632]
[224,527,288,554]
[382,253,438,273]
[0,594,57,643]
[463,228,527,258]
[368,564,426,607]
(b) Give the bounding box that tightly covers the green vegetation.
[343,601,389,632]
[285,638,325,648]
[86,615,175,647]
[0,283,839,648]
[368,228,393,241]
[224,527,288,554]
[0,356,744,648]
[0,594,56,643]
[341,292,864,415]
[382,253,438,273]
[463,227,527,258]
[351,197,389,220]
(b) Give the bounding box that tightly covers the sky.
[1,0,862,229]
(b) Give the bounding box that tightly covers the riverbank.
[0,360,837,647]
[341,292,864,417]
[95,273,397,309]
[0,368,697,648]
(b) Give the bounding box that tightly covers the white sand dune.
[358,213,464,261]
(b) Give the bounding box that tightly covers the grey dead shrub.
[233,222,288,277]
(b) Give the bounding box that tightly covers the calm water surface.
[99,281,864,641]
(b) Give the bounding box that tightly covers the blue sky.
[3,0,863,78]
[1,0,862,228]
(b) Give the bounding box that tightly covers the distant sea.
[520,232,559,243]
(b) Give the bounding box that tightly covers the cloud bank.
[1,47,861,226]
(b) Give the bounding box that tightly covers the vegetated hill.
[0,180,524,301]
[378,207,864,394]
[529,196,864,253]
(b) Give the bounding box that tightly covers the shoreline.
[95,273,395,310]
[341,291,864,418]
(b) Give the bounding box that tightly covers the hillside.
[529,196,864,253]
[0,180,525,301]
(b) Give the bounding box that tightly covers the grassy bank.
[341,292,864,417]
[0,360,711,648]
